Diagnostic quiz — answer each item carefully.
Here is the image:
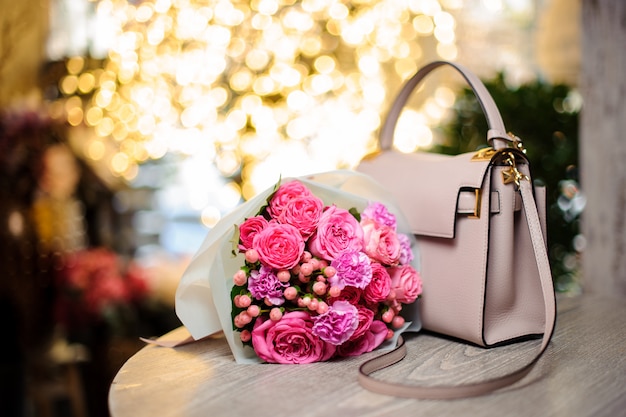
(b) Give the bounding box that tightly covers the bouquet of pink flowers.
[230,179,421,364]
[174,171,421,364]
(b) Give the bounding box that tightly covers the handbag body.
[356,61,556,398]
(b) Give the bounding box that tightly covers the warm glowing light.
[66,56,85,75]
[58,0,462,198]
[60,75,79,95]
[434,86,456,108]
[218,182,242,209]
[413,15,434,34]
[67,107,83,126]
[78,72,96,93]
[85,106,103,126]
[87,140,106,160]
[201,206,221,228]
[111,152,130,174]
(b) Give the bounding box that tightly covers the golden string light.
[57,0,464,221]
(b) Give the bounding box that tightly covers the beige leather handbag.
[357,61,557,399]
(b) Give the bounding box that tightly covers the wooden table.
[109,295,626,417]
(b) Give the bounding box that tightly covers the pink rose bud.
[245,249,260,263]
[247,305,260,317]
[239,294,252,308]
[277,270,291,283]
[270,308,283,321]
[329,286,341,298]
[309,258,320,271]
[233,270,247,286]
[382,309,395,323]
[300,262,313,276]
[312,281,327,296]
[316,301,329,314]
[284,286,298,300]
[323,266,336,278]
[240,329,251,342]
[239,311,252,325]
[392,315,405,329]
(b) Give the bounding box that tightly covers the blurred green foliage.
[436,73,581,292]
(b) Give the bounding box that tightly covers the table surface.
[109,294,626,417]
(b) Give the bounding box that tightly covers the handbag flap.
[358,150,491,238]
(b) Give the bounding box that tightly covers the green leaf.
[230,224,240,257]
[349,207,361,222]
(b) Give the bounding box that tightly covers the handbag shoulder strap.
[357,178,557,399]
[380,60,514,151]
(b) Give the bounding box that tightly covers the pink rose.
[336,320,388,357]
[328,286,363,305]
[349,305,375,341]
[308,205,364,261]
[239,216,269,251]
[253,223,305,270]
[361,219,401,266]
[389,264,422,304]
[363,262,391,304]
[251,311,336,364]
[268,180,313,218]
[278,195,324,238]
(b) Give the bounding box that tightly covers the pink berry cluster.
[232,249,409,343]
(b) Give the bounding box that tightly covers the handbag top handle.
[380,60,514,151]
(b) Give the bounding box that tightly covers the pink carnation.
[312,301,359,345]
[397,233,414,265]
[362,202,397,229]
[329,249,372,290]
[248,265,287,305]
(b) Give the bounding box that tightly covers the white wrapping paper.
[175,170,421,364]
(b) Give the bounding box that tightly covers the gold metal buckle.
[468,188,482,219]
[471,147,496,161]
[473,132,525,162]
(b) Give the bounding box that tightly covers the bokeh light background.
[46,0,552,254]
